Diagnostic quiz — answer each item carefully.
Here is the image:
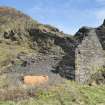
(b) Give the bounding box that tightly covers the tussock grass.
[0,81,105,105]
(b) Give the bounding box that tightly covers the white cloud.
[26,0,105,34]
[95,8,105,23]
[96,0,105,5]
[95,0,105,24]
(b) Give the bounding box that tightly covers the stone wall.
[75,29,105,84]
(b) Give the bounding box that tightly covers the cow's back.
[23,75,48,85]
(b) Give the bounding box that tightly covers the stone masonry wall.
[75,29,105,84]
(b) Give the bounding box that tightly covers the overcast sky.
[0,0,105,34]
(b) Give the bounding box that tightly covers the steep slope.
[0,7,64,44]
[0,7,75,89]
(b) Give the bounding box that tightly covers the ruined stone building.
[75,27,105,84]
[57,22,105,84]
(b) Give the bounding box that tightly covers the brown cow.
[23,75,48,86]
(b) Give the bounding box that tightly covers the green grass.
[0,81,105,105]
